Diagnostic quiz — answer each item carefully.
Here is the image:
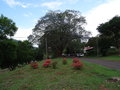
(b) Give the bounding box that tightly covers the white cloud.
[84,0,120,36]
[24,12,33,17]
[41,1,63,9]
[12,27,32,41]
[3,0,30,8]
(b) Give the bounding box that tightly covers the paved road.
[80,58,120,70]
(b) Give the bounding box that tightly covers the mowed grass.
[86,55,120,61]
[0,58,120,90]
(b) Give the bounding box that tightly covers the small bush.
[45,59,52,64]
[51,61,58,69]
[42,59,52,68]
[30,61,38,69]
[72,62,83,70]
[43,63,50,68]
[73,58,80,63]
[72,58,83,70]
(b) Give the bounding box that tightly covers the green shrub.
[51,61,58,69]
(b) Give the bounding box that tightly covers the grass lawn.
[0,58,120,90]
[85,55,120,61]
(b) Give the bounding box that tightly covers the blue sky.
[0,0,120,40]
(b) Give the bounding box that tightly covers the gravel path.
[80,58,120,70]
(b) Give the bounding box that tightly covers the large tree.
[0,14,18,39]
[0,15,18,70]
[29,10,90,57]
[97,16,120,55]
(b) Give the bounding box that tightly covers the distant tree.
[97,16,120,55]
[85,37,98,56]
[29,10,90,57]
[65,39,84,55]
[0,14,18,40]
[98,36,112,56]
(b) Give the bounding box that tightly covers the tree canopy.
[0,14,18,39]
[97,15,120,55]
[29,10,90,56]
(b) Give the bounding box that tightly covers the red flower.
[43,59,52,68]
[72,62,83,69]
[73,58,80,63]
[45,59,51,64]
[42,63,50,67]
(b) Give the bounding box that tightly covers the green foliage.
[0,39,37,70]
[0,14,18,70]
[97,15,120,55]
[85,37,98,56]
[98,36,111,56]
[86,36,116,56]
[65,39,84,55]
[51,61,58,69]
[0,14,18,39]
[107,48,118,55]
[86,37,97,48]
[0,39,17,70]
[86,49,97,56]
[34,45,43,60]
[17,40,35,64]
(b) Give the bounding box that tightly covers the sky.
[0,0,120,40]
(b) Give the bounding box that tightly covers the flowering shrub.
[42,59,52,68]
[72,58,83,69]
[45,59,51,64]
[51,61,57,69]
[73,58,80,63]
[43,63,50,68]
[30,61,38,69]
[72,62,83,69]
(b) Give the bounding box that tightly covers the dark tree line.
[0,15,42,70]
